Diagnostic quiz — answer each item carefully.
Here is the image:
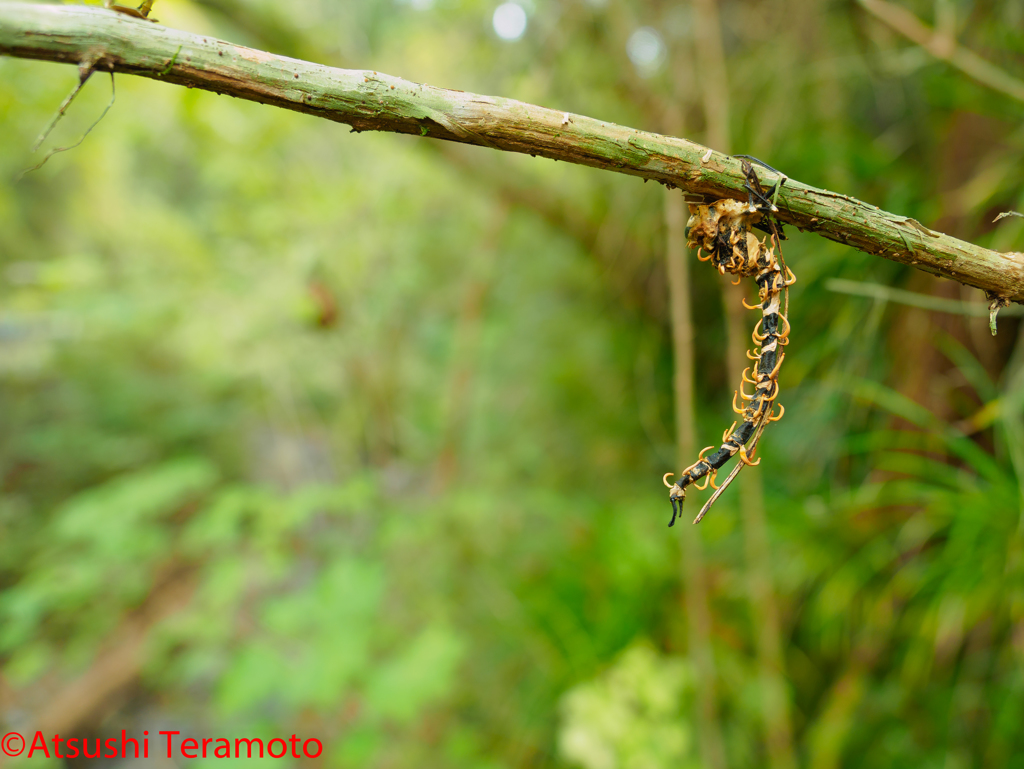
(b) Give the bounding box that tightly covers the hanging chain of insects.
[662,159,796,526]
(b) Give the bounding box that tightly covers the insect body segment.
[665,161,793,526]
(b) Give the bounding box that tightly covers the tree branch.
[3,3,1023,301]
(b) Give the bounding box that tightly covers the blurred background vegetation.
[1,0,1023,766]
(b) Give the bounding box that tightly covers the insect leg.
[733,154,785,176]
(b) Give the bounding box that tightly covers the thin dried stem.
[858,0,1024,104]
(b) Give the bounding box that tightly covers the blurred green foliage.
[1,0,1024,767]
[559,644,697,769]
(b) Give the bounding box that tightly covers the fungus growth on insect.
[664,159,795,526]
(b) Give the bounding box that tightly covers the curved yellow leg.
[742,296,761,310]
[738,444,761,466]
[732,390,746,414]
[691,445,716,491]
[768,403,785,422]
[760,380,780,402]
[663,472,675,488]
[776,314,792,341]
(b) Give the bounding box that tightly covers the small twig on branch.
[31,59,95,151]
[1,3,1023,300]
[19,71,116,179]
[986,292,1012,336]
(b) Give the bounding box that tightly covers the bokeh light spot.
[626,27,666,75]
[493,3,527,41]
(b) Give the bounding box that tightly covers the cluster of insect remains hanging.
[664,159,795,527]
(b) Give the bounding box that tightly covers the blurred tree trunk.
[692,0,797,765]
[665,178,728,769]
[433,206,506,492]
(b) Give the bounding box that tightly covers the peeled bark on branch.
[2,3,1023,301]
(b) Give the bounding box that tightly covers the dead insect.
[663,159,795,526]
